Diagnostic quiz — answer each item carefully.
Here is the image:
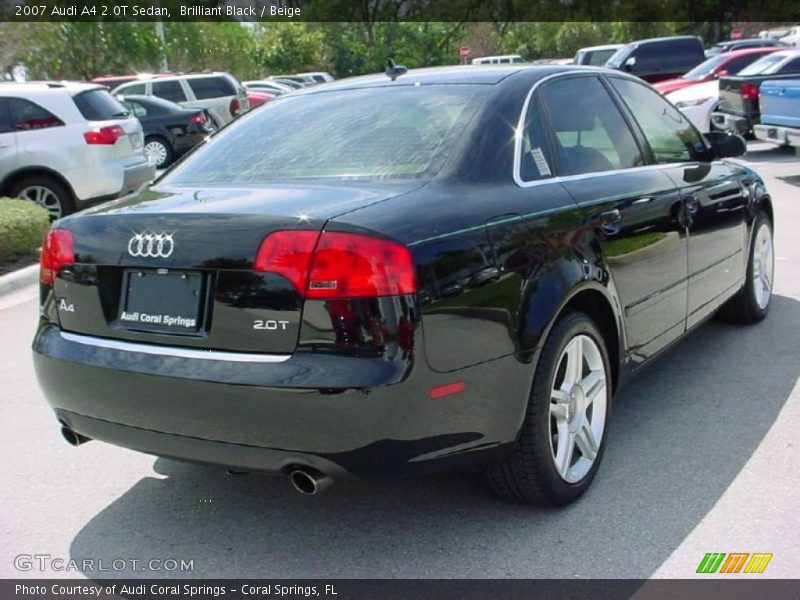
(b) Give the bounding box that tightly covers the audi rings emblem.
[127,232,175,258]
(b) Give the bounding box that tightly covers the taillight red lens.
[254,230,318,293]
[83,125,125,145]
[254,230,418,299]
[189,113,205,125]
[40,229,74,285]
[741,83,759,102]
[229,98,241,116]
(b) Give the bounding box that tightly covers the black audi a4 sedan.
[33,65,774,506]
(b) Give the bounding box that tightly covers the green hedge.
[0,198,51,262]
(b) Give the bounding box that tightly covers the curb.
[0,264,39,298]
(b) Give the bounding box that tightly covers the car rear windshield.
[738,53,786,76]
[163,85,488,184]
[72,89,129,120]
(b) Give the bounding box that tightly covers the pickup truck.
[711,49,800,136]
[753,79,800,146]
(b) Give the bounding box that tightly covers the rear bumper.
[71,159,155,206]
[711,111,756,135]
[33,322,529,478]
[120,160,156,196]
[754,123,800,147]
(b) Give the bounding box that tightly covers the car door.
[0,98,18,182]
[536,74,688,365]
[607,76,748,328]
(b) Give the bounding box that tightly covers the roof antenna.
[386,56,407,81]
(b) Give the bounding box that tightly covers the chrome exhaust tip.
[290,469,334,495]
[61,426,91,447]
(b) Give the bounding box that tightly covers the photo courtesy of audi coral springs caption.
[33,65,775,506]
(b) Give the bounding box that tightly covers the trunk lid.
[718,76,757,116]
[51,182,423,355]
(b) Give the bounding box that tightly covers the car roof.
[117,94,184,108]
[0,81,105,95]
[578,44,624,52]
[298,64,586,93]
[719,47,783,58]
[626,35,701,47]
[125,72,233,83]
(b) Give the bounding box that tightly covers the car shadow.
[740,142,796,164]
[69,295,800,579]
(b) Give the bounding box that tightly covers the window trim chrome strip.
[60,332,291,363]
[512,70,670,189]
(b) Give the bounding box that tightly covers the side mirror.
[624,57,636,72]
[705,130,747,158]
[715,69,729,78]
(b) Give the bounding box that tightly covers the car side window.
[126,101,147,118]
[152,80,187,103]
[0,99,13,133]
[609,77,707,164]
[539,76,644,176]
[7,98,64,131]
[778,57,800,74]
[187,77,234,100]
[518,96,555,182]
[120,83,145,95]
[724,54,761,74]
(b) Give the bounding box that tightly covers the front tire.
[485,311,611,506]
[717,210,774,324]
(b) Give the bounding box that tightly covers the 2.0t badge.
[127,232,174,258]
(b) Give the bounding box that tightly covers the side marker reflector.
[428,381,466,400]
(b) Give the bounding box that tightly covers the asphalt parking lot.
[1,142,798,580]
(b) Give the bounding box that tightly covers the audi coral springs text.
[33,65,774,506]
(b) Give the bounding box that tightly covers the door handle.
[632,196,654,205]
[598,209,622,224]
[597,209,622,235]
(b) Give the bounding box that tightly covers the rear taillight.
[40,229,74,285]
[741,83,759,102]
[83,125,125,145]
[254,230,418,299]
[189,113,205,125]
[229,97,241,116]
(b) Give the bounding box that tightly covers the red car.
[654,47,781,95]
[245,89,276,109]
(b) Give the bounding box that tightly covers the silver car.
[113,73,249,129]
[0,82,154,219]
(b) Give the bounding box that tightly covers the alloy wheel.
[18,185,62,219]
[752,222,774,310]
[549,334,608,484]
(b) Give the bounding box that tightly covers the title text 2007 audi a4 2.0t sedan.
[33,65,774,506]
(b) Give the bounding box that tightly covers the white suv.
[0,82,154,219]
[113,73,249,128]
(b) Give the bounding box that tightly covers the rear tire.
[717,210,773,324]
[10,175,74,220]
[144,137,173,169]
[485,311,611,506]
